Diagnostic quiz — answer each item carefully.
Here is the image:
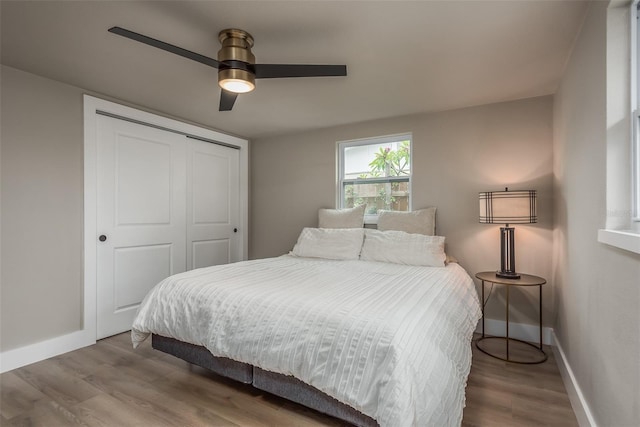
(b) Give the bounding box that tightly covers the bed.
[131,209,482,427]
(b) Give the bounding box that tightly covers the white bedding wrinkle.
[132,255,481,427]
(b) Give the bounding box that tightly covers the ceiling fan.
[108,26,347,111]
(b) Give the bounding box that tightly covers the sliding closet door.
[96,115,187,339]
[187,138,241,268]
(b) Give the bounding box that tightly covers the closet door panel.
[192,240,230,270]
[96,116,186,339]
[116,136,173,224]
[192,149,231,224]
[187,138,240,270]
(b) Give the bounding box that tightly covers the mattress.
[132,255,481,427]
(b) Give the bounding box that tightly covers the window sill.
[597,229,640,254]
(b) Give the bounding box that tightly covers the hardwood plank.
[2,399,87,427]
[163,365,344,426]
[0,372,48,419]
[63,337,177,383]
[0,332,578,426]
[84,364,238,426]
[69,393,178,427]
[462,337,578,426]
[512,397,579,427]
[12,359,102,407]
[152,369,331,426]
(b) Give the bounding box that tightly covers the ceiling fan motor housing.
[217,29,256,90]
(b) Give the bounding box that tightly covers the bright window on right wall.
[598,1,640,253]
[598,2,640,252]
[634,0,640,222]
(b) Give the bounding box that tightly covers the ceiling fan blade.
[219,89,238,111]
[108,26,220,69]
[254,64,347,79]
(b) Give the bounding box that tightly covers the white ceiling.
[1,1,588,139]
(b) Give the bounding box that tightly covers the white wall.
[251,96,555,326]
[553,2,640,425]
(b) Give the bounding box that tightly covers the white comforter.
[132,255,481,427]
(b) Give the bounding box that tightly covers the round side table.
[475,271,548,364]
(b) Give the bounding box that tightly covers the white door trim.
[0,96,249,374]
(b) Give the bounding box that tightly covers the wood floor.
[1,333,578,426]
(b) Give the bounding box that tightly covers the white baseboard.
[0,329,95,373]
[475,318,554,345]
[551,330,598,427]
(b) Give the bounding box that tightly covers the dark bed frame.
[152,334,379,427]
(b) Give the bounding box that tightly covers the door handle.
[233,228,238,233]
[99,235,107,242]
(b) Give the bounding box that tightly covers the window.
[598,2,640,253]
[338,134,411,222]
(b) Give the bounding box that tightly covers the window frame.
[337,133,412,224]
[633,0,640,222]
[599,1,640,253]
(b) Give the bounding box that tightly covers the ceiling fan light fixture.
[217,28,256,94]
[219,78,255,94]
[218,68,255,93]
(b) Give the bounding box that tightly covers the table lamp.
[479,188,537,279]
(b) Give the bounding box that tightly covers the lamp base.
[497,226,520,279]
[496,271,521,280]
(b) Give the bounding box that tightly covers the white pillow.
[377,207,437,235]
[318,205,365,228]
[360,229,446,267]
[291,227,365,260]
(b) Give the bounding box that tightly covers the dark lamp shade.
[479,190,537,224]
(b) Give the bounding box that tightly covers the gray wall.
[251,96,555,326]
[553,2,640,425]
[1,65,85,350]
